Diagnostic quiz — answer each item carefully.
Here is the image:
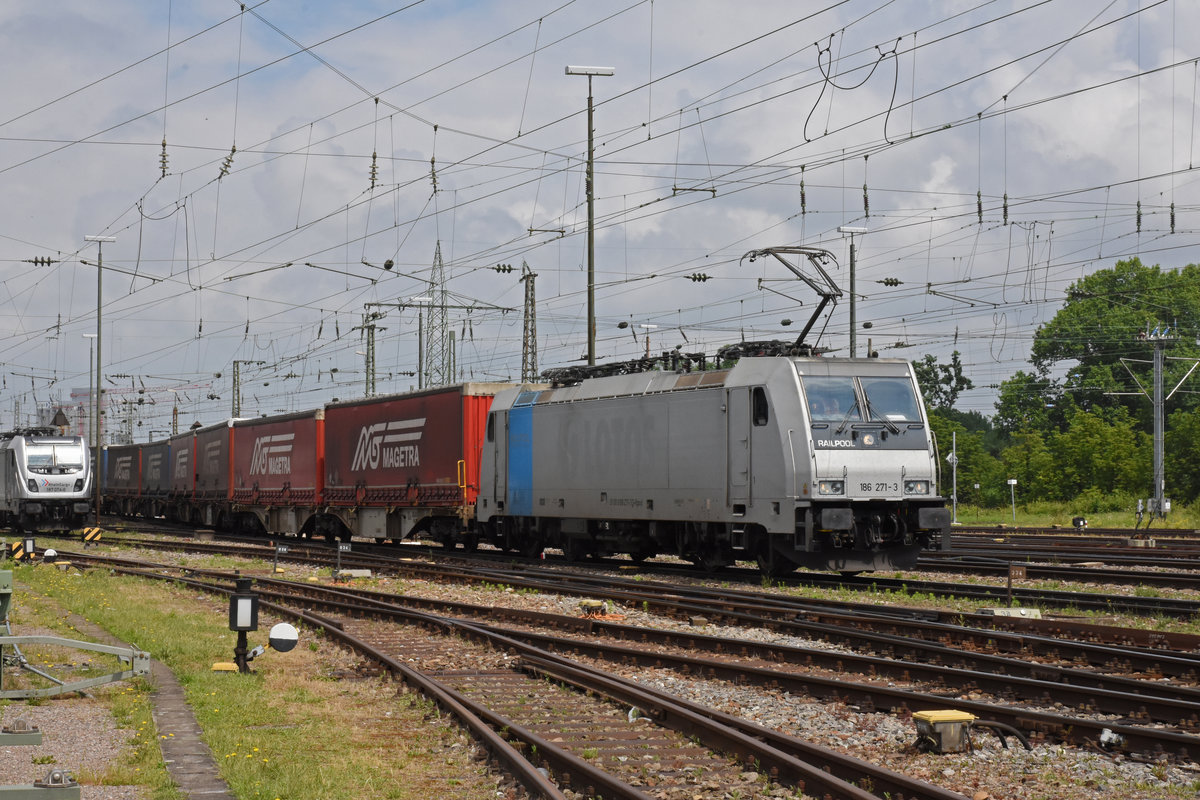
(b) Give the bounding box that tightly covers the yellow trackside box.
[913,709,976,753]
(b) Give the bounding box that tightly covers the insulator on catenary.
[1137,200,1142,233]
[1171,202,1175,233]
[218,145,236,179]
[977,190,983,225]
[160,139,168,178]
[800,165,806,215]
[1003,193,1008,225]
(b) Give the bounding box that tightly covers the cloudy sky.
[1,0,1196,438]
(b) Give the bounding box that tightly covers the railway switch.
[913,709,976,753]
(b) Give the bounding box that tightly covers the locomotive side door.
[491,411,507,509]
[727,388,750,506]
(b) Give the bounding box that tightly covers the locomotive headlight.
[904,480,930,495]
[817,480,845,495]
[26,478,38,493]
[74,478,84,491]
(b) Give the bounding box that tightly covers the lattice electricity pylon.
[521,262,538,382]
[425,241,450,387]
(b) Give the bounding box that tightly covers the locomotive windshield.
[803,375,922,424]
[861,377,921,422]
[802,377,860,422]
[25,443,86,473]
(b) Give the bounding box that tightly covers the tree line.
[914,257,1200,512]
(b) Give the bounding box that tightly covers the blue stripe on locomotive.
[506,391,540,516]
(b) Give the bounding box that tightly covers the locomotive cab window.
[860,377,921,422]
[26,443,85,473]
[486,413,495,442]
[752,387,769,426]
[802,376,860,423]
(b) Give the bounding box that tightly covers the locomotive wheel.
[519,538,544,559]
[690,545,728,572]
[563,537,588,562]
[462,533,478,553]
[629,548,656,563]
[756,551,797,577]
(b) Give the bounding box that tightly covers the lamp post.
[836,226,867,357]
[566,65,614,366]
[85,235,115,525]
[83,333,97,507]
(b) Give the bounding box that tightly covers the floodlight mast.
[565,65,614,365]
[85,234,116,525]
[837,226,868,357]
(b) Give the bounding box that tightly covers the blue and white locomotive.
[475,352,950,574]
[0,428,93,532]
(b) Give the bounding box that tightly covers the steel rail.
[97,562,948,800]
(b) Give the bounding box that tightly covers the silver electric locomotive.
[0,428,93,532]
[476,355,949,574]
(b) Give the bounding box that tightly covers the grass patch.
[9,563,499,800]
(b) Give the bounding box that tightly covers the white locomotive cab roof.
[790,356,913,378]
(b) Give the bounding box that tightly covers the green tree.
[998,431,1054,502]
[1027,257,1200,422]
[1165,408,1200,503]
[993,370,1063,435]
[912,350,974,411]
[1047,410,1149,501]
[928,411,1003,506]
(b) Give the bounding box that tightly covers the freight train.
[97,351,949,574]
[0,428,93,532]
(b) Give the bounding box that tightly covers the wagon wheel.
[756,550,797,577]
[628,547,656,563]
[562,537,589,562]
[519,536,544,559]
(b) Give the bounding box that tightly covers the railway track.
[64,552,965,800]
[62,547,1200,768]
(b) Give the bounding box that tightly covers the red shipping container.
[142,440,172,499]
[104,443,141,500]
[323,384,506,509]
[232,410,324,506]
[193,422,233,500]
[167,432,194,498]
